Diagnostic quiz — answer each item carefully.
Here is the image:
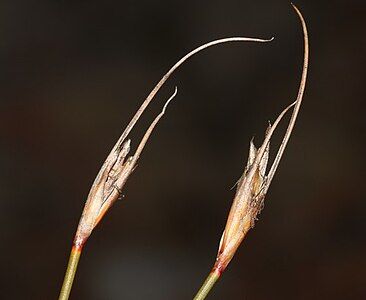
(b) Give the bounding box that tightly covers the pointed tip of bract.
[123,139,131,151]
[246,140,257,169]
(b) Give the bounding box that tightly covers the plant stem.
[193,269,221,300]
[58,245,82,300]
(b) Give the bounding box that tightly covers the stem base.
[58,246,82,300]
[193,269,221,300]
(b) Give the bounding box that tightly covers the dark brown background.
[1,1,365,299]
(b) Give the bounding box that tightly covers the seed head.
[213,3,308,274]
[214,102,295,272]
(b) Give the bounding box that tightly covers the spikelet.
[213,2,309,275]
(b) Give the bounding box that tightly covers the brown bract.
[215,101,295,272]
[73,89,177,248]
[213,3,309,274]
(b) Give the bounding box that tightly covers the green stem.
[58,245,82,300]
[193,269,221,300]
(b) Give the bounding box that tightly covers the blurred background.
[0,0,365,299]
